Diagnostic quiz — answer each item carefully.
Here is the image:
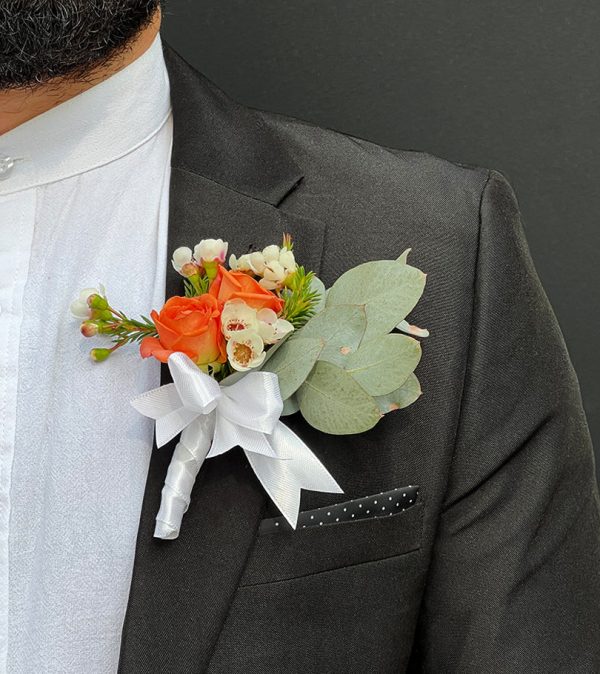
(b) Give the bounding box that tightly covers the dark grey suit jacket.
[118,39,600,673]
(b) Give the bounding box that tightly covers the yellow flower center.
[233,342,253,366]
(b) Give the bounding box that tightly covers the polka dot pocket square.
[259,485,420,533]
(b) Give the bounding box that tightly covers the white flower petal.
[258,278,279,290]
[274,318,294,339]
[79,287,99,302]
[226,329,265,371]
[70,299,91,320]
[171,246,193,272]
[279,249,296,271]
[221,300,259,338]
[257,321,276,343]
[257,308,278,325]
[71,286,103,319]
[249,251,266,274]
[262,244,280,262]
[194,238,228,263]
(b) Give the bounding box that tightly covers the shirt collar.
[0,32,171,196]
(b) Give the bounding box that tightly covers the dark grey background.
[161,0,600,482]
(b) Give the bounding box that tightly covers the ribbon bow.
[132,352,342,539]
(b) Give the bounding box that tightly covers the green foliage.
[262,336,324,400]
[263,257,428,434]
[326,259,426,342]
[299,304,366,366]
[296,361,382,434]
[281,394,300,416]
[374,373,422,414]
[281,266,322,328]
[183,274,209,297]
[106,311,158,346]
[344,333,421,396]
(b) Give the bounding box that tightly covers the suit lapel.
[118,40,326,673]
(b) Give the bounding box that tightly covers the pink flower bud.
[80,321,99,338]
[180,262,200,278]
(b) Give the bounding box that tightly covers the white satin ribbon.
[132,352,343,539]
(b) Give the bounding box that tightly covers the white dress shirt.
[0,33,172,673]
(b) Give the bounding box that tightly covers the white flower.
[248,251,266,274]
[259,260,288,290]
[227,329,266,371]
[221,299,260,339]
[194,238,228,264]
[278,249,297,273]
[229,253,253,272]
[171,246,197,277]
[70,286,104,319]
[262,244,280,262]
[257,308,294,344]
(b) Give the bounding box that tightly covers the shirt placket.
[0,188,36,667]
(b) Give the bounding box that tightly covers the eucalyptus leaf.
[344,333,421,396]
[299,303,367,366]
[281,394,300,416]
[326,260,426,342]
[296,361,381,434]
[375,373,422,414]
[309,275,327,315]
[396,248,411,264]
[261,336,323,401]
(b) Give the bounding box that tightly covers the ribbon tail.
[131,382,198,448]
[244,421,343,529]
[154,411,216,539]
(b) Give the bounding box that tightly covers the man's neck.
[0,8,161,136]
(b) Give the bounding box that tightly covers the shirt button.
[0,154,16,180]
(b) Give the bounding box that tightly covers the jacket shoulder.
[257,107,490,204]
[255,107,492,255]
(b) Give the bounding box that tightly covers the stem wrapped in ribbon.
[131,352,343,539]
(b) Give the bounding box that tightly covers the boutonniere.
[71,236,428,539]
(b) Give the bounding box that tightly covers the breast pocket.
[240,486,424,586]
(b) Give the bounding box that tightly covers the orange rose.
[209,265,284,313]
[140,295,226,366]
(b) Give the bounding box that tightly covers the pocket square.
[259,485,420,533]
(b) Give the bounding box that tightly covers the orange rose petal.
[140,336,173,363]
